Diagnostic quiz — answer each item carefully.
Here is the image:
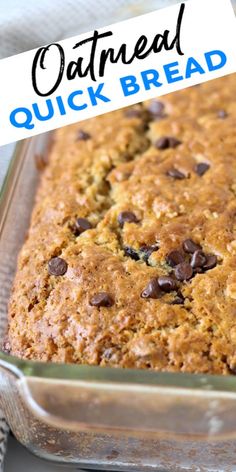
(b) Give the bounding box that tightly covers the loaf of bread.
[6,74,236,374]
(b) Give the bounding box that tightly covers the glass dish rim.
[1,139,236,394]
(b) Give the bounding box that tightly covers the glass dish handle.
[16,375,236,441]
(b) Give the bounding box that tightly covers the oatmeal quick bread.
[6,74,236,375]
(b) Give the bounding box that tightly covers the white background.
[0,0,236,145]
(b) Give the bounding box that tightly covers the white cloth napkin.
[0,0,175,469]
[0,0,174,59]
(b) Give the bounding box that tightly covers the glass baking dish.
[1,0,236,470]
[1,131,236,472]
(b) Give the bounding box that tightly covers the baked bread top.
[7,74,236,375]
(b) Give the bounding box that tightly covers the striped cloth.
[0,421,8,472]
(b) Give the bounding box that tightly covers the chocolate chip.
[35,153,48,171]
[166,168,186,180]
[166,250,185,267]
[118,211,139,228]
[155,136,182,150]
[203,254,217,271]
[124,108,142,118]
[124,246,140,261]
[103,348,115,360]
[171,291,185,305]
[158,276,177,293]
[218,109,228,119]
[141,278,162,299]
[148,101,166,118]
[77,130,91,141]
[2,338,10,354]
[182,239,202,254]
[74,217,92,235]
[155,137,169,149]
[90,292,114,307]
[191,250,207,268]
[193,267,203,274]
[175,262,193,281]
[140,244,159,262]
[227,364,236,375]
[195,162,210,176]
[168,137,182,148]
[48,257,68,276]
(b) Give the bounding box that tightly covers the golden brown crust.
[7,75,236,375]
